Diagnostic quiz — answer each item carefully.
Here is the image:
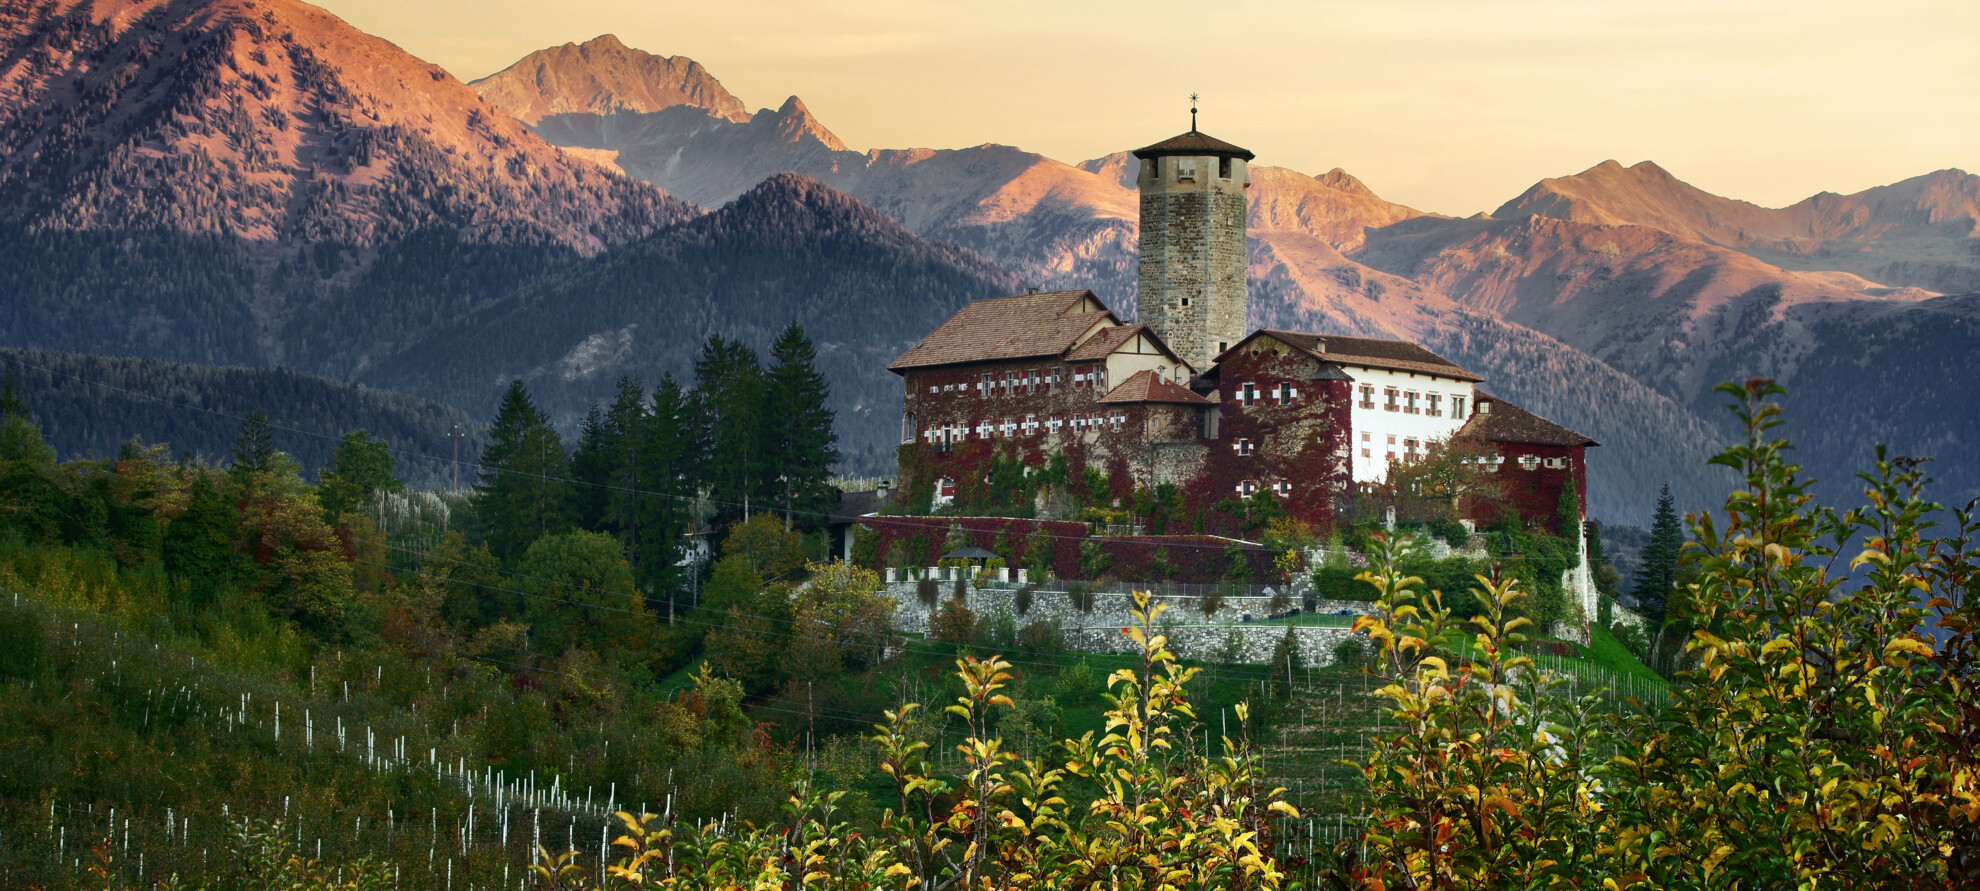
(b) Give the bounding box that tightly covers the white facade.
[1342,366,1476,483]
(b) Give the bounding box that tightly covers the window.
[1050,368,1062,390]
[1026,369,1039,394]
[1239,382,1258,406]
[1271,479,1291,498]
[1147,158,1160,180]
[1046,415,1063,434]
[902,412,917,444]
[1003,371,1017,395]
[1405,438,1420,463]
[1362,432,1371,442]
[1361,448,1371,458]
[1520,454,1541,471]
[980,372,993,396]
[1387,434,1397,445]
[1452,395,1467,418]
[1272,382,1299,404]
[936,477,955,501]
[1232,437,1255,456]
[1110,412,1126,432]
[1543,456,1568,470]
[1384,387,1400,412]
[1359,384,1375,409]
[1404,391,1420,415]
[1426,393,1441,417]
[1022,414,1038,435]
[974,419,992,439]
[1219,341,1228,354]
[1073,365,1090,389]
[1177,159,1197,181]
[1094,366,1107,390]
[928,384,938,394]
[1180,296,1191,307]
[1235,479,1258,497]
[1219,157,1232,179]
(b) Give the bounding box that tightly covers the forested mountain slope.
[1,347,478,485]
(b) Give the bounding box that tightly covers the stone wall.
[883,579,1371,667]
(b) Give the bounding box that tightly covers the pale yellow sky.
[316,0,1979,216]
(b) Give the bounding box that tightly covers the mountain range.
[1,4,1974,521]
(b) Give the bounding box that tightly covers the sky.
[315,0,1979,217]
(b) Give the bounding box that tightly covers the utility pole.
[448,425,464,492]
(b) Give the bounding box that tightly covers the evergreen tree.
[474,380,572,562]
[1556,476,1582,541]
[601,376,648,558]
[1630,482,1683,623]
[764,322,838,531]
[693,336,765,531]
[568,402,614,532]
[317,430,401,524]
[229,410,276,481]
[635,375,694,615]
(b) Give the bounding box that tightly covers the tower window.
[1180,297,1190,307]
[1147,158,1160,179]
[1219,341,1228,353]
[1219,157,1232,178]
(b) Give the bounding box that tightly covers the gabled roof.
[1217,330,1484,382]
[1100,369,1212,405]
[1460,393,1599,448]
[889,291,1115,372]
[1061,323,1189,370]
[1132,130,1255,161]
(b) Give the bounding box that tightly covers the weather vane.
[1190,92,1199,131]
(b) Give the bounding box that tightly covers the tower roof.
[1131,130,1255,161]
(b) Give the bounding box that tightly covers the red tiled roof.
[1132,130,1255,161]
[1100,369,1211,405]
[1460,393,1599,448]
[888,291,1115,371]
[1228,330,1484,382]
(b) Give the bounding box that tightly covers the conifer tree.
[230,410,276,481]
[601,376,649,563]
[693,336,765,531]
[568,402,614,531]
[474,380,572,562]
[636,375,695,613]
[764,322,839,531]
[1631,482,1683,623]
[1556,476,1582,541]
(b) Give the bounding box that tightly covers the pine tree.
[568,402,614,532]
[693,336,765,532]
[1556,476,1582,541]
[1631,483,1683,624]
[474,380,572,562]
[230,410,276,481]
[636,375,695,615]
[601,377,648,565]
[764,322,838,531]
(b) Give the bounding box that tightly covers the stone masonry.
[880,575,1372,667]
[1136,153,1250,371]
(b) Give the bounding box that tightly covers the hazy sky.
[316,0,1978,216]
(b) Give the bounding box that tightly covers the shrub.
[1066,584,1095,614]
[1269,590,1291,614]
[1330,634,1369,671]
[1199,588,1226,616]
[1017,618,1061,654]
[916,577,940,608]
[1425,516,1469,548]
[1052,657,1101,705]
[1013,584,1034,615]
[1078,539,1112,580]
[929,596,977,645]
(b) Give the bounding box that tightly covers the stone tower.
[1132,121,1253,372]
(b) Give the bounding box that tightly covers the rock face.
[470,34,749,125]
[0,0,691,251]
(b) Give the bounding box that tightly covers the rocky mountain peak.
[470,34,749,125]
[758,96,847,151]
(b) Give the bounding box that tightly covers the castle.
[886,122,1595,535]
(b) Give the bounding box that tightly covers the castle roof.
[1100,369,1212,405]
[1225,330,1484,382]
[1461,393,1599,448]
[1132,130,1255,161]
[888,290,1115,371]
